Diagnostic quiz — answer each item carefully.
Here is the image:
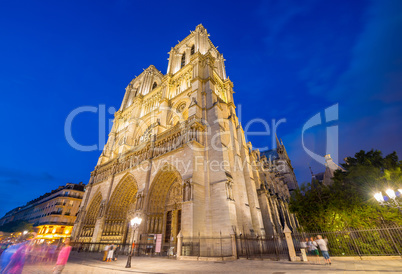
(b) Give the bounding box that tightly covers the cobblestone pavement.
[22,252,402,273]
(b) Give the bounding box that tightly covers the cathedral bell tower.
[72,25,297,256]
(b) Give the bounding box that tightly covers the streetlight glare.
[374,192,384,202]
[386,189,396,199]
[130,216,142,226]
[23,230,28,235]
[126,215,143,268]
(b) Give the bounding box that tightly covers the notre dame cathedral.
[71,24,298,253]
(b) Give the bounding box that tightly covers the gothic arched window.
[181,53,186,68]
[191,45,195,55]
[152,82,157,90]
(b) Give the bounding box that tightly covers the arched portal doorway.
[79,191,102,242]
[147,165,182,249]
[101,174,138,243]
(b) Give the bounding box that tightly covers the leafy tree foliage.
[290,150,402,231]
[0,220,33,233]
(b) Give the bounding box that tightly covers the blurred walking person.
[102,244,109,261]
[307,237,319,264]
[316,235,331,265]
[1,242,19,272]
[46,244,58,262]
[113,245,120,261]
[53,238,72,274]
[1,241,27,274]
[106,245,114,262]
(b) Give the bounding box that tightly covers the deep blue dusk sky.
[1,0,401,217]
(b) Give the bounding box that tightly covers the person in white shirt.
[307,237,319,264]
[316,235,331,265]
[300,239,307,249]
[107,245,114,262]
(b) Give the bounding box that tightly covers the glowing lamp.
[386,189,396,199]
[374,192,384,202]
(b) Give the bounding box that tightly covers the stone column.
[177,231,183,259]
[300,248,308,262]
[257,190,276,237]
[283,225,297,261]
[230,233,237,259]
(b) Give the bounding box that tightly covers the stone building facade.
[0,183,85,241]
[71,25,298,252]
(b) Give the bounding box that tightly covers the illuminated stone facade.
[71,25,298,252]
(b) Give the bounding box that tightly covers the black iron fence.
[70,226,402,260]
[181,235,233,257]
[236,234,289,260]
[292,225,402,257]
[180,233,289,259]
[70,242,168,257]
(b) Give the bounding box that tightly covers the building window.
[181,53,186,68]
[191,45,195,55]
[152,82,157,90]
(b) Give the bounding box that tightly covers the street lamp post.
[125,216,142,268]
[374,188,402,214]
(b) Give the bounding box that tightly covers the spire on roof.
[324,154,345,172]
[275,134,281,149]
[309,166,315,179]
[195,24,206,31]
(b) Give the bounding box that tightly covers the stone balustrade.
[92,119,205,184]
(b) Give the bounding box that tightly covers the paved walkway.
[22,252,402,273]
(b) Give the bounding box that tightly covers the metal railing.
[70,242,169,257]
[70,226,402,260]
[181,235,233,257]
[236,234,289,260]
[292,225,402,257]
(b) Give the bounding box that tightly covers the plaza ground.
[22,252,402,273]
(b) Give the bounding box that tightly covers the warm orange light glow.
[35,225,73,241]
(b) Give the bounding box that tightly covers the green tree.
[0,220,33,233]
[290,150,402,231]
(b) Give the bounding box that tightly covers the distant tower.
[274,135,298,193]
[309,166,315,180]
[322,154,344,186]
[310,154,344,186]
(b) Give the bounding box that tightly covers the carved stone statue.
[226,180,234,201]
[136,193,144,210]
[183,180,192,202]
[98,201,106,218]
